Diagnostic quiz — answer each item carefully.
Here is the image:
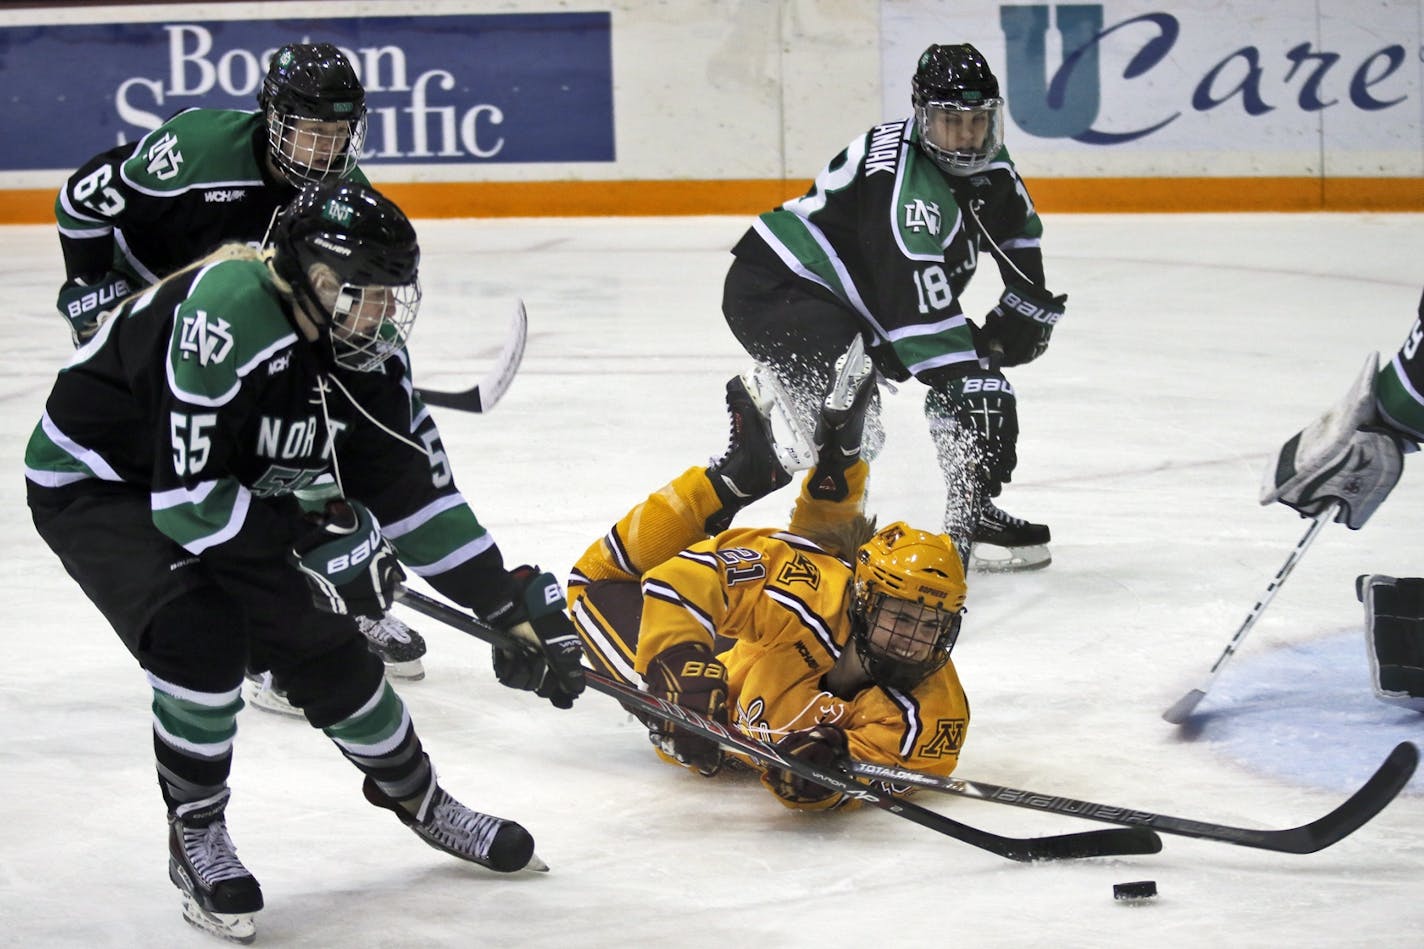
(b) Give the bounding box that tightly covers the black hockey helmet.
[910,44,1005,176]
[258,43,368,184]
[271,181,421,371]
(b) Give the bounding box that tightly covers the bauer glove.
[927,369,1020,498]
[983,279,1065,367]
[289,498,405,618]
[486,566,586,709]
[55,270,133,346]
[762,724,849,809]
[642,641,728,776]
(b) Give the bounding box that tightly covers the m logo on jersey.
[178,311,234,365]
[145,132,184,181]
[777,551,821,589]
[903,199,942,236]
[919,718,967,759]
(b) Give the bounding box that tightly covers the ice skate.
[364,776,547,873]
[704,373,804,532]
[969,501,1051,573]
[357,614,427,680]
[808,337,875,500]
[243,670,303,719]
[168,790,263,944]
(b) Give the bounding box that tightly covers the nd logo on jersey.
[145,132,184,180]
[919,718,967,759]
[903,199,941,236]
[179,310,235,365]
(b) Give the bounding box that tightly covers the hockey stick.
[395,588,1162,863]
[848,740,1417,854]
[1162,502,1338,724]
[417,299,528,412]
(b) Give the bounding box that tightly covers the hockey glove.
[487,566,586,709]
[643,641,728,776]
[983,279,1066,367]
[55,270,133,346]
[927,369,1020,498]
[289,499,405,618]
[762,724,849,809]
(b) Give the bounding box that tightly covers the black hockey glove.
[289,499,405,618]
[928,369,1020,497]
[486,566,586,709]
[55,270,133,346]
[643,641,728,776]
[983,279,1066,367]
[762,724,849,808]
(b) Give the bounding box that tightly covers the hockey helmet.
[258,43,368,185]
[911,43,1005,176]
[271,181,421,371]
[851,521,967,691]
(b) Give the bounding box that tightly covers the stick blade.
[1162,688,1206,724]
[417,299,528,413]
[1017,826,1163,862]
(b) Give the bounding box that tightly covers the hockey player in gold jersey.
[570,344,970,810]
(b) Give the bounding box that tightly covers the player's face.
[926,107,990,151]
[864,596,945,664]
[281,119,351,176]
[332,285,397,340]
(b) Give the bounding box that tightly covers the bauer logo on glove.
[289,498,405,617]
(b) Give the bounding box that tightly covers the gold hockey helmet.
[851,521,967,691]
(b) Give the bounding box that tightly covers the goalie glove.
[289,499,405,617]
[642,641,728,776]
[1261,353,1415,529]
[55,270,133,346]
[486,566,586,709]
[982,279,1066,367]
[761,724,849,809]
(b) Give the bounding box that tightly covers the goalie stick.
[848,740,1417,854]
[396,588,1162,863]
[1162,502,1338,724]
[417,299,528,412]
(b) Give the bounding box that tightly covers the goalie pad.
[1357,575,1424,712]
[1260,353,1403,529]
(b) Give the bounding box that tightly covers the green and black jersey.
[24,256,510,615]
[55,108,368,285]
[732,117,1045,385]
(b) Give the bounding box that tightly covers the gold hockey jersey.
[569,462,970,807]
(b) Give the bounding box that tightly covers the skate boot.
[168,789,263,944]
[969,501,1051,573]
[704,374,796,533]
[243,670,303,719]
[1357,574,1424,711]
[363,776,547,873]
[809,336,876,501]
[356,614,428,681]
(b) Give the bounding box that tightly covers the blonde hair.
[801,513,878,561]
[94,243,291,333]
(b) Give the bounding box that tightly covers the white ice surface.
[2,213,1422,948]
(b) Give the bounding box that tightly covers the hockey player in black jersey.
[53,42,432,682]
[55,42,370,344]
[26,182,585,942]
[722,43,1065,572]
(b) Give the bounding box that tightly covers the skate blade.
[179,893,257,944]
[970,544,1051,573]
[745,364,816,472]
[243,680,305,719]
[526,851,550,873]
[383,658,426,681]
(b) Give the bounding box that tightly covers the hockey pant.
[29,482,430,809]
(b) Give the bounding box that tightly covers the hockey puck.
[1113,880,1157,901]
